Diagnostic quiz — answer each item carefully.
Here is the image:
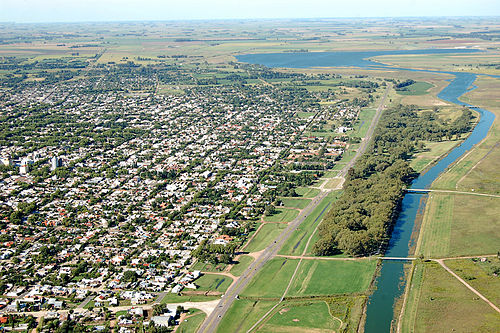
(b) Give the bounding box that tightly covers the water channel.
[236,50,497,332]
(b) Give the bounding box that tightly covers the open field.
[396,81,434,95]
[445,258,500,306]
[294,187,320,198]
[216,299,277,333]
[191,261,227,273]
[410,140,461,173]
[241,258,299,298]
[263,208,299,223]
[258,301,339,332]
[195,273,233,293]
[400,261,500,332]
[351,108,376,138]
[373,53,500,75]
[287,259,377,297]
[177,311,207,333]
[279,191,341,256]
[244,223,288,253]
[230,255,254,277]
[278,197,311,209]
[418,193,500,258]
[160,293,220,304]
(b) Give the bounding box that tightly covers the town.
[0,47,378,331]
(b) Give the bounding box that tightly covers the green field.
[445,258,500,306]
[279,191,341,256]
[410,140,461,173]
[263,208,299,223]
[259,301,339,332]
[177,311,207,333]
[297,111,316,119]
[241,258,299,298]
[294,187,320,198]
[279,198,311,209]
[400,261,500,332]
[418,194,500,257]
[244,223,287,252]
[191,261,227,273]
[230,255,254,277]
[160,293,220,304]
[458,143,500,195]
[195,273,233,292]
[351,108,376,138]
[287,259,377,297]
[216,299,277,333]
[396,81,434,95]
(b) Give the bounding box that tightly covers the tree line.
[313,104,474,256]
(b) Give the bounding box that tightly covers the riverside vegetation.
[314,105,474,256]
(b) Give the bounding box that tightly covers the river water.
[237,50,496,332]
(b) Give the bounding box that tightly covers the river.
[236,50,496,332]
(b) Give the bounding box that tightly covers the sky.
[1,0,500,23]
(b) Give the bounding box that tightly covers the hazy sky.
[1,0,500,23]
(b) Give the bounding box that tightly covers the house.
[171,284,183,293]
[151,315,173,327]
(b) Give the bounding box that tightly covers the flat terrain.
[262,208,299,223]
[445,258,500,306]
[230,255,254,277]
[410,140,461,173]
[258,301,339,332]
[195,274,233,293]
[418,193,500,257]
[279,197,312,209]
[177,310,207,333]
[287,259,377,297]
[279,191,341,256]
[241,258,299,298]
[244,223,288,253]
[400,261,500,332]
[294,187,321,198]
[216,299,277,333]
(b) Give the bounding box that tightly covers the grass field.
[216,299,277,333]
[241,258,299,298]
[195,273,233,293]
[399,262,425,333]
[418,193,500,257]
[297,111,316,119]
[458,142,500,195]
[230,255,254,277]
[410,140,461,173]
[263,208,299,223]
[351,108,376,138]
[191,261,227,273]
[294,187,320,198]
[287,259,377,297]
[400,261,500,332]
[445,258,500,306]
[244,223,287,253]
[396,81,434,95]
[279,191,341,256]
[160,293,220,304]
[259,301,339,332]
[177,311,207,333]
[279,198,311,209]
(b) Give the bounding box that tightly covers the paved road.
[198,86,390,333]
[337,84,389,179]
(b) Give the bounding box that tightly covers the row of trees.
[314,104,474,256]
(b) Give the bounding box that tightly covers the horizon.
[2,0,500,24]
